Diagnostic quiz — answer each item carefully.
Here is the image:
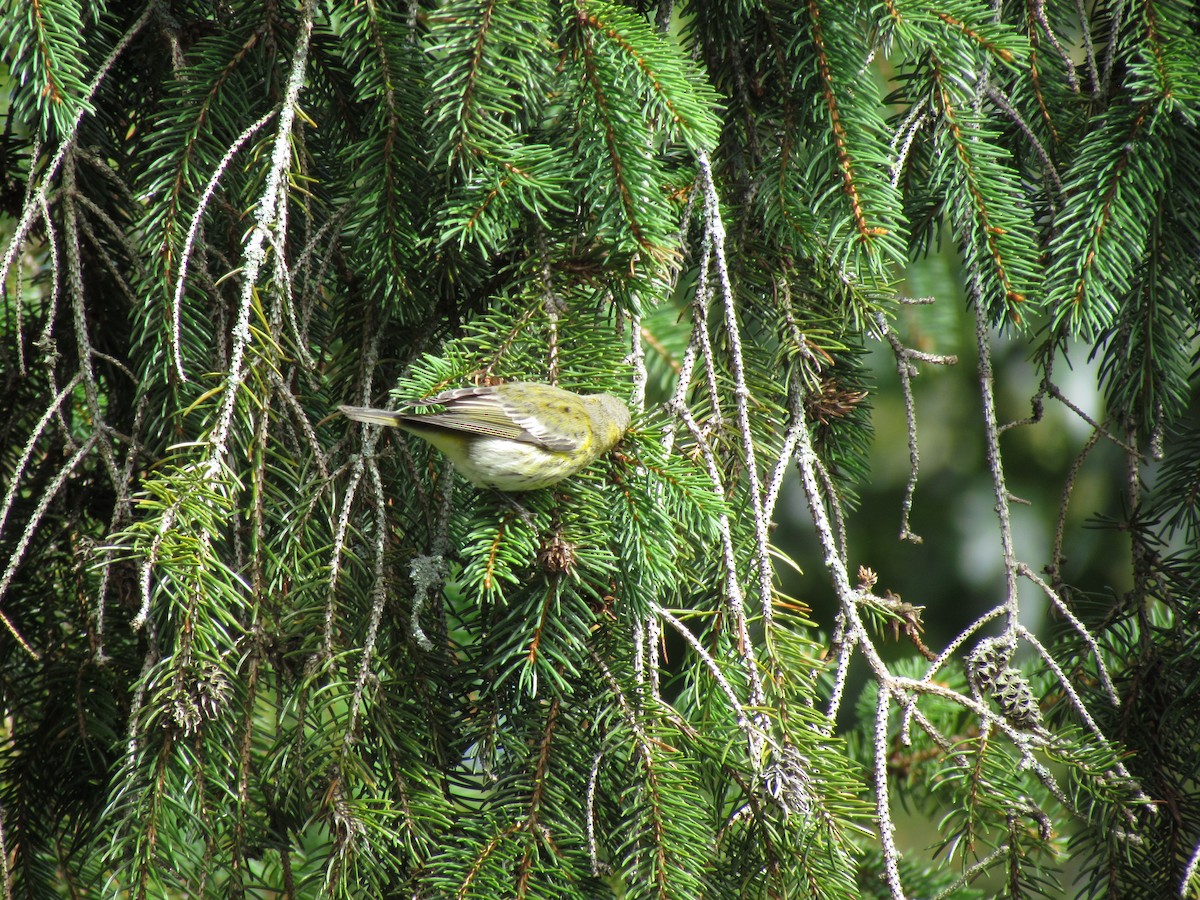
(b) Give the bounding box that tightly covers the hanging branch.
[170,109,277,383]
[0,434,100,658]
[696,151,776,632]
[875,311,958,543]
[670,402,766,711]
[0,6,154,290]
[132,1,316,629]
[345,459,390,739]
[329,319,385,657]
[972,295,1021,628]
[204,3,314,473]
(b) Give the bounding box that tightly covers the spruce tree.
[1,2,1198,897]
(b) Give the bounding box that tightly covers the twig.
[63,154,121,490]
[586,748,608,876]
[1029,0,1080,94]
[874,685,906,899]
[330,318,385,657]
[645,612,661,700]
[653,604,763,762]
[0,434,100,659]
[1043,380,1138,454]
[1015,625,1148,806]
[1018,563,1117,703]
[985,85,1064,195]
[205,7,312,472]
[0,373,83,539]
[972,296,1020,629]
[9,135,40,376]
[697,152,775,631]
[346,460,390,737]
[0,5,155,291]
[875,312,958,543]
[671,403,766,711]
[1071,0,1100,96]
[1099,2,1124,97]
[931,844,1010,899]
[408,482,454,653]
[889,99,928,188]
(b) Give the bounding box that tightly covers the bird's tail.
[339,405,405,427]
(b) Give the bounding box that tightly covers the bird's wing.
[407,386,584,452]
[497,398,585,452]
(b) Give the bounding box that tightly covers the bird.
[339,382,630,491]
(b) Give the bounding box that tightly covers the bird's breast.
[462,437,577,490]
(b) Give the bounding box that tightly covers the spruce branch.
[2,2,1194,894]
[660,194,717,458]
[875,311,958,543]
[170,109,277,383]
[70,188,142,277]
[972,296,1020,625]
[889,99,929,189]
[92,391,149,660]
[628,309,646,411]
[652,604,763,762]
[330,321,385,657]
[644,612,661,700]
[0,5,154,293]
[1071,0,1101,96]
[0,373,82,539]
[1039,378,1139,455]
[873,684,905,900]
[1029,0,1080,94]
[7,131,41,376]
[696,152,775,633]
[1013,622,1146,806]
[0,433,99,659]
[36,189,70,442]
[589,653,676,899]
[984,84,1065,196]
[1017,563,1117,704]
[806,0,887,248]
[585,748,607,877]
[63,154,120,490]
[205,1,314,473]
[932,63,1031,322]
[346,461,390,739]
[1048,426,1101,587]
[669,402,766,711]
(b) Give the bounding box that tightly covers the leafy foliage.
[1,1,1198,899]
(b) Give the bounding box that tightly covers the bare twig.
[985,85,1065,195]
[346,459,390,737]
[1029,0,1081,94]
[205,8,312,472]
[874,684,906,898]
[0,434,100,659]
[972,297,1020,629]
[875,312,958,543]
[330,318,385,656]
[889,99,929,188]
[671,403,766,711]
[0,5,155,291]
[696,152,775,632]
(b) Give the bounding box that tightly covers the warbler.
[340,382,630,491]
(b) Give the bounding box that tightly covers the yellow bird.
[340,382,630,491]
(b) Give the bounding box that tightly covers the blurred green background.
[776,252,1135,662]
